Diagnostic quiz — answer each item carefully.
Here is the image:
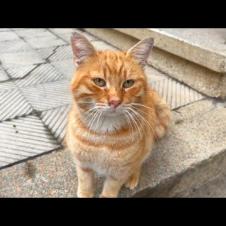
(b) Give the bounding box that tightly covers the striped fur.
[65,32,171,197]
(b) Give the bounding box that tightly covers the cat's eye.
[123,79,135,88]
[93,78,106,87]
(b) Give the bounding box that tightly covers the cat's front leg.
[100,176,125,198]
[76,165,95,198]
[125,167,141,190]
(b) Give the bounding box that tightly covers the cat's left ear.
[127,38,154,67]
[71,32,96,65]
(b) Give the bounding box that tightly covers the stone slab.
[0,88,33,121]
[14,29,50,39]
[40,105,71,143]
[15,64,64,88]
[24,36,66,49]
[0,51,45,67]
[51,60,75,81]
[6,65,37,79]
[0,31,20,41]
[49,45,73,62]
[0,69,9,82]
[0,115,60,169]
[20,80,72,112]
[0,39,32,54]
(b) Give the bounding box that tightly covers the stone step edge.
[131,146,226,197]
[115,28,226,74]
[84,28,226,99]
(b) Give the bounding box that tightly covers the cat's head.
[70,31,154,118]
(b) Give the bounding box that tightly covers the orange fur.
[65,32,171,197]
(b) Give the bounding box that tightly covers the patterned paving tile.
[36,47,56,60]
[51,60,75,80]
[0,69,9,82]
[0,115,60,168]
[150,77,204,110]
[49,45,73,62]
[20,80,72,112]
[15,64,64,87]
[6,65,37,79]
[0,81,17,91]
[40,105,71,143]
[0,88,33,121]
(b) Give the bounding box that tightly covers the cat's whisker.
[128,110,145,138]
[130,105,151,119]
[84,106,100,114]
[126,107,155,135]
[86,109,100,141]
[123,111,136,141]
[124,110,143,139]
[130,103,154,111]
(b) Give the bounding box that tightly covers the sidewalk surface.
[0,28,225,197]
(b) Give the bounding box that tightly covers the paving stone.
[0,115,60,168]
[0,29,12,32]
[6,65,37,79]
[0,88,33,121]
[20,80,72,112]
[149,77,204,110]
[91,40,117,50]
[0,81,17,91]
[49,45,73,62]
[24,36,66,49]
[14,29,50,39]
[36,47,56,60]
[50,29,98,43]
[0,39,32,53]
[0,51,45,67]
[0,31,20,41]
[40,105,71,143]
[49,28,77,35]
[0,69,9,82]
[15,64,64,87]
[51,60,75,80]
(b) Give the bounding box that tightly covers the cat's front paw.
[99,192,118,198]
[77,191,94,198]
[125,173,140,190]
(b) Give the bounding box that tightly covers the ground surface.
[0,28,225,197]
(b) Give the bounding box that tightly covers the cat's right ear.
[71,32,96,65]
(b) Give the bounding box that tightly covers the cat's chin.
[102,109,124,118]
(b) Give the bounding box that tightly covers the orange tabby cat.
[65,32,171,198]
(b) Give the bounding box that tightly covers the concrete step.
[84,28,226,99]
[186,168,226,197]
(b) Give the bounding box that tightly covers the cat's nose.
[108,99,121,109]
